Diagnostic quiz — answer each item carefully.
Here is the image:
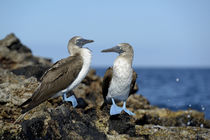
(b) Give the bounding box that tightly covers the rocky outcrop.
[0,33,51,78]
[0,34,210,140]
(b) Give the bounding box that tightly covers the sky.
[0,0,210,68]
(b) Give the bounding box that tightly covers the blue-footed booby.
[15,36,93,123]
[101,43,137,116]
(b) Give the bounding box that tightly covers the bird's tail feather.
[18,98,32,108]
[13,112,27,124]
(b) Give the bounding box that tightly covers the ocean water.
[95,68,210,119]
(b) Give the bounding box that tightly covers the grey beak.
[101,46,122,53]
[76,38,94,47]
[81,39,94,44]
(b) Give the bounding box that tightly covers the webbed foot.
[63,93,78,108]
[110,98,123,115]
[122,101,135,115]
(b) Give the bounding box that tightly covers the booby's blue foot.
[63,94,78,108]
[122,101,135,116]
[110,98,123,115]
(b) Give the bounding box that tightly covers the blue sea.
[95,68,210,119]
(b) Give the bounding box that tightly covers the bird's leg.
[110,98,123,115]
[122,101,135,116]
[62,90,78,108]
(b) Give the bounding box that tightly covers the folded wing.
[20,55,83,113]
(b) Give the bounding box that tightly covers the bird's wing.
[102,67,113,101]
[40,57,71,82]
[129,70,138,95]
[21,55,83,113]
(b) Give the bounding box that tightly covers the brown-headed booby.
[101,43,137,115]
[15,36,94,123]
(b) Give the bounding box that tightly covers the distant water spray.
[176,78,180,82]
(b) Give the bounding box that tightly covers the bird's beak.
[101,46,122,53]
[80,38,94,44]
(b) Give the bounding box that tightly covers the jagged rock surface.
[0,34,210,140]
[0,33,51,77]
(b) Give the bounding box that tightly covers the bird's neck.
[120,53,133,62]
[114,55,133,67]
[80,48,92,59]
[68,42,92,65]
[113,56,132,74]
[80,48,92,67]
[68,44,80,56]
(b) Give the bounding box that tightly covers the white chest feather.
[107,57,133,101]
[67,48,92,90]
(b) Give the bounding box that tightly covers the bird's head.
[68,36,94,55]
[101,43,133,56]
[70,36,94,48]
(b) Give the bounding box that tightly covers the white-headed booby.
[15,36,93,123]
[101,43,137,116]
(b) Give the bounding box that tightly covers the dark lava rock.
[108,113,137,137]
[0,33,31,53]
[11,64,50,81]
[0,33,52,70]
[21,117,45,139]
[76,98,88,109]
[40,105,106,140]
